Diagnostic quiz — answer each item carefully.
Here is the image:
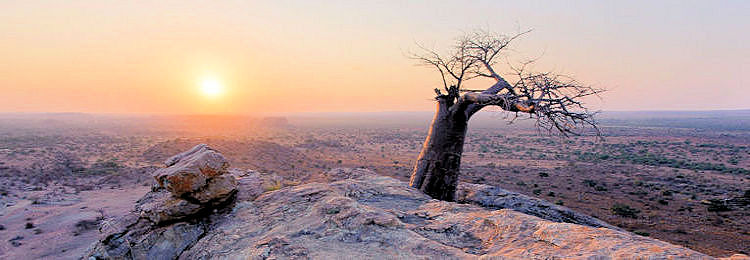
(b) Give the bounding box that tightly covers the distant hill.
[1,110,747,131]
[287,109,750,131]
[597,110,750,131]
[0,113,289,136]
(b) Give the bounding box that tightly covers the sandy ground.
[0,186,150,259]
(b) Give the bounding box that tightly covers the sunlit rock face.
[85,146,725,259]
[152,144,235,203]
[180,172,710,259]
[85,144,238,259]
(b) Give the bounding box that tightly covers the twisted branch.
[412,30,604,136]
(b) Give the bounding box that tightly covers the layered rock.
[456,182,619,230]
[85,150,738,259]
[178,171,712,259]
[85,144,237,259]
[153,144,235,204]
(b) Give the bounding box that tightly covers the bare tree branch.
[413,30,604,136]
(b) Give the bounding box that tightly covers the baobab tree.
[409,30,603,201]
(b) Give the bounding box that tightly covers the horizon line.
[1,108,749,117]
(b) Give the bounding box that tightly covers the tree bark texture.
[409,97,469,201]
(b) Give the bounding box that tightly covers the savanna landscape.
[0,112,747,258]
[1,1,748,259]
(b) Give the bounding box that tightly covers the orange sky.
[1,1,748,115]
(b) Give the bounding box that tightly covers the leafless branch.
[413,30,604,136]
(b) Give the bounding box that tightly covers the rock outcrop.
[178,173,711,259]
[85,146,735,259]
[84,144,237,259]
[153,144,235,204]
[456,182,619,230]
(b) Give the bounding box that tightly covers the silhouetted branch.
[413,30,604,136]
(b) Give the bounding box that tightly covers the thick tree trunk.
[409,98,469,201]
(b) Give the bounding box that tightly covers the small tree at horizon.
[409,30,603,201]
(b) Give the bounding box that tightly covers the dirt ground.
[0,186,150,259]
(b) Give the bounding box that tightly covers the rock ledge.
[85,146,740,259]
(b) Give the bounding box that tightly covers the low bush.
[611,204,640,218]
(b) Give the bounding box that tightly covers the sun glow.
[199,77,224,98]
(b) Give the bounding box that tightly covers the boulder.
[134,191,202,224]
[84,145,238,259]
[86,219,205,260]
[152,144,234,203]
[163,143,207,167]
[228,168,267,201]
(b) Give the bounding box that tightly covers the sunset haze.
[1,0,748,114]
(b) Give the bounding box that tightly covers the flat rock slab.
[180,171,712,259]
[456,182,619,230]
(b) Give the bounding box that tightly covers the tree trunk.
[409,98,469,201]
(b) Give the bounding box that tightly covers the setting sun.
[0,2,748,258]
[200,77,224,98]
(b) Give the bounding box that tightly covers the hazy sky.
[1,0,748,114]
